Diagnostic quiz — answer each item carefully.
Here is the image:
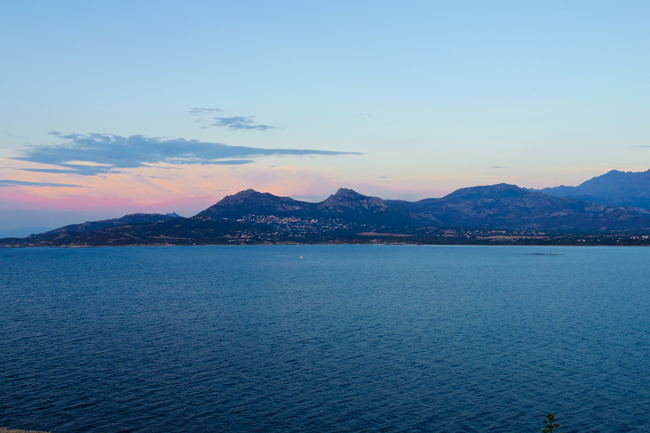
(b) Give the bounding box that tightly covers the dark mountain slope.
[22,217,253,247]
[389,184,650,231]
[195,184,650,232]
[195,189,314,220]
[316,188,415,227]
[4,184,650,247]
[195,188,415,228]
[536,169,650,210]
[43,212,180,235]
[317,188,389,213]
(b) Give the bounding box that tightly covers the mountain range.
[533,169,650,210]
[2,168,650,247]
[44,212,180,235]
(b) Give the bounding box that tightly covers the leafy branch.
[542,413,563,433]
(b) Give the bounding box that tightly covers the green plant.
[542,413,563,433]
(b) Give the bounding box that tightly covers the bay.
[1,245,649,432]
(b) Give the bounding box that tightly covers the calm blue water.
[1,246,648,433]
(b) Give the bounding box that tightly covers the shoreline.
[1,241,649,249]
[0,428,51,433]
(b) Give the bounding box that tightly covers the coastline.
[0,428,51,433]
[2,241,649,248]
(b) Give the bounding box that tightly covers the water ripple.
[1,245,649,432]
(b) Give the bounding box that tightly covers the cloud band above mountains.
[0,179,84,188]
[13,132,361,176]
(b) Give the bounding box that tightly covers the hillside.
[3,184,650,247]
[390,183,650,231]
[536,169,650,210]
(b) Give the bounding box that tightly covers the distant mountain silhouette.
[389,183,650,231]
[317,188,388,213]
[315,188,414,226]
[4,183,650,247]
[534,169,650,210]
[196,189,314,219]
[41,212,180,236]
[198,188,414,227]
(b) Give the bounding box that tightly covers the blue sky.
[1,1,649,230]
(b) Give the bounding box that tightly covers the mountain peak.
[333,188,363,198]
[319,188,388,213]
[10,178,650,247]
[195,189,313,219]
[538,168,650,209]
[442,183,527,200]
[215,189,270,205]
[231,189,262,197]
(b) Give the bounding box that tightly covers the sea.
[1,245,648,433]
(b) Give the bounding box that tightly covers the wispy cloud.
[190,107,223,115]
[191,107,275,131]
[13,132,360,176]
[0,179,84,188]
[491,166,508,169]
[630,145,650,148]
[205,116,275,131]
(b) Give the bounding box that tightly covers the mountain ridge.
[4,181,650,247]
[41,212,180,236]
[533,169,650,210]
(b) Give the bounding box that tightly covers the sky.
[1,1,649,231]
